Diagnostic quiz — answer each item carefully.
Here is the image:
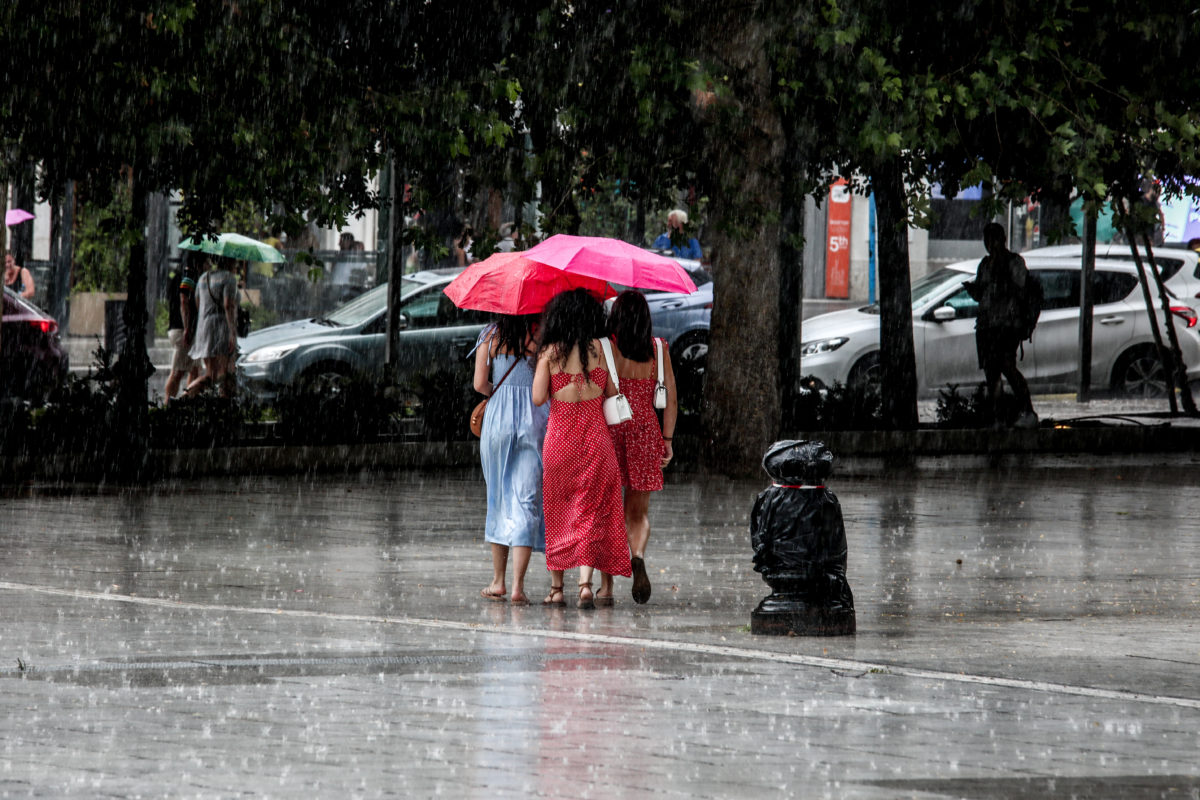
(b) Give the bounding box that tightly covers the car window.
[935,287,979,319]
[434,295,488,327]
[325,279,424,326]
[1091,271,1139,304]
[402,287,443,329]
[1153,258,1182,282]
[1032,269,1080,311]
[910,268,969,308]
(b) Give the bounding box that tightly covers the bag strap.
[655,338,664,384]
[599,338,620,393]
[490,355,522,394]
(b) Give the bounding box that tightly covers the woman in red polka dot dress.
[598,291,677,605]
[532,289,632,609]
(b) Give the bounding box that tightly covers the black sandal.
[631,556,652,604]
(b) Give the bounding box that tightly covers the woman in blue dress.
[473,313,549,604]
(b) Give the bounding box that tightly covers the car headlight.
[799,337,849,357]
[242,344,300,364]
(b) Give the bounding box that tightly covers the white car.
[799,257,1200,397]
[1023,243,1200,302]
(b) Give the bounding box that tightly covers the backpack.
[1015,264,1043,341]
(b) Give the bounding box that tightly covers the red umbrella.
[443,252,614,315]
[523,234,698,293]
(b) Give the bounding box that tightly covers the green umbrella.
[178,232,284,262]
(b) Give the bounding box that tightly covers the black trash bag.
[750,439,853,611]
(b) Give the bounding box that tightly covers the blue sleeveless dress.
[480,353,549,550]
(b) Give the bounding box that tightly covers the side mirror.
[397,314,410,331]
[931,305,957,322]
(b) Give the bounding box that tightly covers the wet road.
[2,465,1199,797]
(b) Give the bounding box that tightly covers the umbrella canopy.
[523,234,698,293]
[5,209,34,227]
[444,252,614,315]
[179,232,284,262]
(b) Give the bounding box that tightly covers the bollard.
[750,440,856,636]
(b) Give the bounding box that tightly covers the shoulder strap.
[599,337,620,393]
[655,338,664,383]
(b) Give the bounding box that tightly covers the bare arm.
[473,331,494,396]
[660,340,678,466]
[223,280,238,347]
[19,268,35,299]
[532,351,551,406]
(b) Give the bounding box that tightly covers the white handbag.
[653,338,668,410]
[599,338,634,426]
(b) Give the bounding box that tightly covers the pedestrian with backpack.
[962,223,1039,429]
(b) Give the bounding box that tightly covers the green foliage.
[72,180,133,293]
[784,379,883,432]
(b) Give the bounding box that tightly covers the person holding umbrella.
[185,255,240,398]
[444,252,615,607]
[473,312,548,605]
[532,289,631,609]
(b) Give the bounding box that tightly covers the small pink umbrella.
[444,252,614,314]
[5,208,34,227]
[524,234,698,293]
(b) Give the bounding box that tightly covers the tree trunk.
[778,142,805,431]
[50,181,75,329]
[385,159,404,378]
[871,162,918,429]
[114,165,154,477]
[1077,209,1096,401]
[699,11,786,476]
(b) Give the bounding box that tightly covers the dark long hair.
[492,313,538,357]
[538,288,606,377]
[607,290,653,362]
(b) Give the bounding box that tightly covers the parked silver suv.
[237,269,487,401]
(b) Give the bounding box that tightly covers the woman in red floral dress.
[598,291,677,605]
[532,289,632,609]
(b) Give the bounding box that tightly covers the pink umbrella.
[443,252,615,315]
[5,208,34,227]
[524,234,698,293]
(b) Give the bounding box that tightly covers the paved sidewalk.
[2,465,1199,797]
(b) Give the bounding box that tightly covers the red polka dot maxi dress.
[542,367,632,577]
[608,337,666,492]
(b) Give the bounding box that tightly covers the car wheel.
[847,351,881,392]
[1111,346,1167,397]
[297,363,353,396]
[671,331,708,411]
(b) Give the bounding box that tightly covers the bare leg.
[184,358,219,397]
[577,565,594,608]
[164,370,184,404]
[626,489,653,604]
[481,543,508,600]
[510,546,531,603]
[624,489,652,558]
[597,571,614,601]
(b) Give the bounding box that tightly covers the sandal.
[577,582,595,610]
[594,588,615,607]
[542,585,565,607]
[631,556,652,605]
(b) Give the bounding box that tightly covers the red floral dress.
[542,368,632,576]
[608,339,665,492]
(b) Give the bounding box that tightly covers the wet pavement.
[2,464,1199,798]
